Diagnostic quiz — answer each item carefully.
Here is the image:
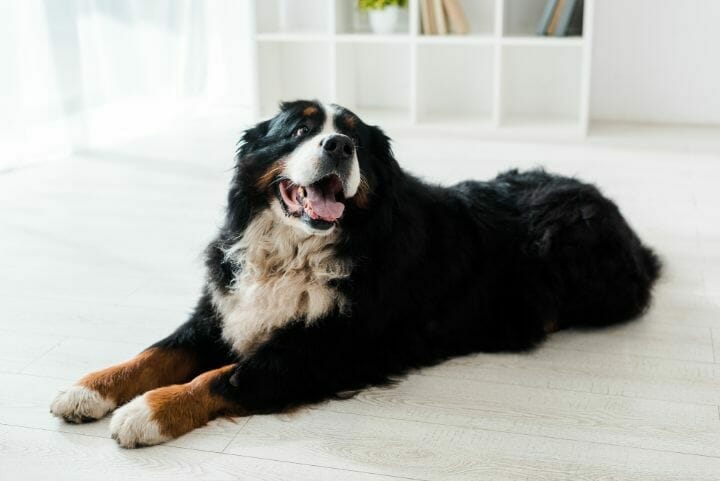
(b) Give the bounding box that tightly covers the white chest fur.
[212,210,351,354]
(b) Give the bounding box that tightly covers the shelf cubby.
[256,0,330,34]
[416,44,494,124]
[416,0,496,37]
[455,0,496,36]
[503,0,552,37]
[335,42,412,123]
[252,0,593,136]
[500,45,582,125]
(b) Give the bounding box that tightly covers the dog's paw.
[109,395,169,448]
[50,385,116,423]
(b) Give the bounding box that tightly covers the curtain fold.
[0,0,252,169]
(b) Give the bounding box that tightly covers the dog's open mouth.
[278,174,345,230]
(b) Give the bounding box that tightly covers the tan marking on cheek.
[544,318,560,334]
[256,161,286,192]
[344,114,356,129]
[352,175,371,209]
[146,364,240,438]
[79,348,197,405]
[303,106,318,117]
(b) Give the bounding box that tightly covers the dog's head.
[229,100,396,236]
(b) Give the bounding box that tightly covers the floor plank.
[314,372,720,457]
[424,347,720,406]
[0,425,410,481]
[225,409,720,481]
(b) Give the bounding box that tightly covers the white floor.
[2,116,720,480]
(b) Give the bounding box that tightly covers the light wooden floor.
[2,117,720,480]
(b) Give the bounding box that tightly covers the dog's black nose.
[322,134,354,163]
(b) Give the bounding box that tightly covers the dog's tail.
[641,245,663,285]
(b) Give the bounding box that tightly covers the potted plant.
[358,0,407,34]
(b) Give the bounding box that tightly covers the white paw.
[109,395,169,448]
[50,385,116,423]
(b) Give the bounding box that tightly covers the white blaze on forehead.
[283,104,360,198]
[323,103,336,131]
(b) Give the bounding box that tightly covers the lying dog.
[51,100,661,447]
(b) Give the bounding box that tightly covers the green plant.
[358,0,407,11]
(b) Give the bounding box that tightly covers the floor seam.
[213,451,432,481]
[301,408,720,461]
[415,371,720,408]
[219,416,252,453]
[711,328,717,363]
[534,345,715,364]
[17,338,67,375]
[0,423,430,481]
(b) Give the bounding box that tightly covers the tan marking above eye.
[344,115,356,129]
[303,106,318,117]
[353,175,371,209]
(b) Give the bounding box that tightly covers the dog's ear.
[279,99,320,112]
[358,125,401,203]
[278,100,299,112]
[368,125,401,180]
[368,125,394,163]
[237,119,271,158]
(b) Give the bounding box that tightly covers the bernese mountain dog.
[50,100,661,448]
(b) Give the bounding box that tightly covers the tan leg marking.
[79,347,198,405]
[51,347,198,423]
[352,175,371,209]
[544,319,560,334]
[149,364,239,438]
[110,364,238,447]
[343,113,356,129]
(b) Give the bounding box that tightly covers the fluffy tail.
[642,246,663,285]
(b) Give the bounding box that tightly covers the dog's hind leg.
[526,182,661,328]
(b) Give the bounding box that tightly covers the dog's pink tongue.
[305,185,344,221]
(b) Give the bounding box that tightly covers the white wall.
[591,0,720,125]
[205,0,254,108]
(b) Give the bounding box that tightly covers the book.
[554,0,582,36]
[420,0,433,34]
[432,0,447,35]
[564,0,584,36]
[545,0,566,35]
[442,0,469,34]
[536,0,558,36]
[420,0,437,34]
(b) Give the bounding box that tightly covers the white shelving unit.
[251,0,594,137]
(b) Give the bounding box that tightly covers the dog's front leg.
[103,321,363,448]
[109,364,239,448]
[50,346,199,423]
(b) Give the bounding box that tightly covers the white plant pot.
[368,6,399,34]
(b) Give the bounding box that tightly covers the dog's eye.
[294,126,309,137]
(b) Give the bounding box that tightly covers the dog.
[50,100,661,448]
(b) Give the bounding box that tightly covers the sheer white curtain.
[0,0,252,169]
